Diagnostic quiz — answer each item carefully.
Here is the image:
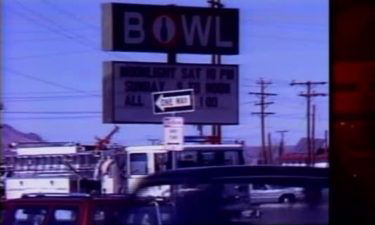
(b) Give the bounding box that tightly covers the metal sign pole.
[209,0,223,144]
[168,52,177,170]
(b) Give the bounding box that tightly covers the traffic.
[0,0,329,224]
[0,142,328,225]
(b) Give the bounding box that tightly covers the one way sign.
[152,89,194,115]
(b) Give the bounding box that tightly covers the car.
[2,193,172,225]
[249,183,305,204]
[132,165,329,225]
[2,166,328,225]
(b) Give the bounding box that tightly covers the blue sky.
[1,0,328,146]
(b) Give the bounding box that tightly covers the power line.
[1,37,68,43]
[2,91,100,96]
[3,94,100,100]
[3,116,100,120]
[2,67,97,96]
[9,2,94,50]
[9,1,137,62]
[246,19,327,32]
[41,0,99,29]
[3,96,99,103]
[5,49,98,60]
[3,111,100,114]
[250,34,326,45]
[3,27,96,34]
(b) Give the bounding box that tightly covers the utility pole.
[0,102,3,164]
[208,0,223,144]
[312,104,316,165]
[268,132,273,164]
[250,79,277,164]
[276,130,288,164]
[324,129,329,151]
[290,81,326,166]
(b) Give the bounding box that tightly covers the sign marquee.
[102,3,239,54]
[103,61,239,124]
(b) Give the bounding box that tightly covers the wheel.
[279,194,296,203]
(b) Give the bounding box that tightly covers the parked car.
[249,183,305,204]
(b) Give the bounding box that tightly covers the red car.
[2,193,171,225]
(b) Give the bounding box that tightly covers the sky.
[1,0,329,147]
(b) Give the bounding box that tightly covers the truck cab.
[124,144,245,193]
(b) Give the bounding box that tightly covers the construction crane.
[94,126,120,150]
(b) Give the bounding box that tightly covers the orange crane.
[94,126,120,150]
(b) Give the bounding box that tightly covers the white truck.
[249,183,304,204]
[3,142,245,199]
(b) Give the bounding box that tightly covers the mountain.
[1,124,44,157]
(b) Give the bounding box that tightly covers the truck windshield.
[166,150,243,169]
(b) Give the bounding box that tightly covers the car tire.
[279,194,296,203]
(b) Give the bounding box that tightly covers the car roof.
[135,165,328,191]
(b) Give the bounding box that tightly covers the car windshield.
[91,202,173,225]
[10,207,48,225]
[166,150,243,169]
[130,166,329,225]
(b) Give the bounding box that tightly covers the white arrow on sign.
[155,94,192,111]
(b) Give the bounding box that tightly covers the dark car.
[132,165,329,225]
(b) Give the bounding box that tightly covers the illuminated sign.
[103,61,239,124]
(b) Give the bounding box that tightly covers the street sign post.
[102,3,239,55]
[103,61,239,124]
[163,117,184,151]
[152,89,194,115]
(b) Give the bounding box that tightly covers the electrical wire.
[5,49,98,60]
[3,91,99,95]
[3,115,101,120]
[3,95,100,99]
[6,1,136,62]
[41,0,99,29]
[3,111,100,114]
[2,67,97,96]
[13,0,98,49]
